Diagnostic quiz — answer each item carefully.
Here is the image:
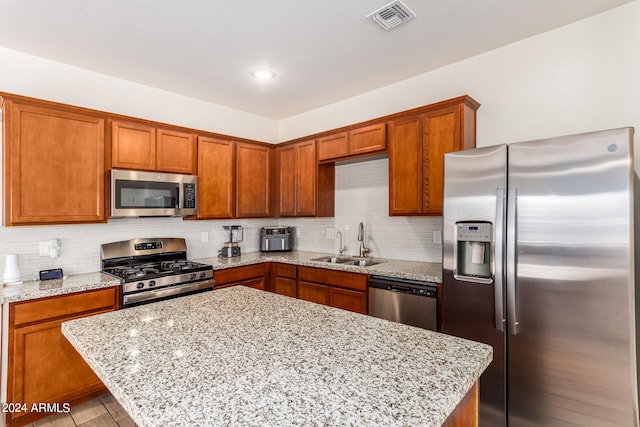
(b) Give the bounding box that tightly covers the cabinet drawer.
[273,263,297,279]
[12,287,119,327]
[298,266,367,292]
[214,264,265,285]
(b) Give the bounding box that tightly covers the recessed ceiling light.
[251,69,276,80]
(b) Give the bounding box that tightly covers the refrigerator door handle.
[507,187,520,335]
[494,187,506,332]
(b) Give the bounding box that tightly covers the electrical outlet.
[326,228,335,239]
[201,232,209,243]
[433,230,442,244]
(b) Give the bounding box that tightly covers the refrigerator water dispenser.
[454,222,492,284]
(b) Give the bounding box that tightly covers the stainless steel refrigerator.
[442,127,639,426]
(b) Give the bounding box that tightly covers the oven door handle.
[123,279,215,307]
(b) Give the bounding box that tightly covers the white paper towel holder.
[2,254,23,285]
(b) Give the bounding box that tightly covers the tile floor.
[30,394,136,427]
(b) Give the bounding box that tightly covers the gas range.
[101,238,214,307]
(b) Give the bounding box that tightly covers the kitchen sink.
[311,256,384,267]
[311,256,353,264]
[346,259,383,267]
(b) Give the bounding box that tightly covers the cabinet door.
[296,140,318,216]
[388,115,424,216]
[276,145,297,217]
[297,281,330,306]
[3,102,106,225]
[274,277,297,298]
[111,120,156,171]
[156,129,197,174]
[329,288,367,314]
[7,317,106,425]
[423,106,460,215]
[318,132,349,161]
[236,142,271,218]
[243,277,266,290]
[198,137,235,218]
[349,123,386,156]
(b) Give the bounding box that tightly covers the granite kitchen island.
[62,286,492,427]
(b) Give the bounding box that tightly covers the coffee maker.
[218,225,243,258]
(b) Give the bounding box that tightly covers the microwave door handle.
[494,187,506,332]
[176,185,181,210]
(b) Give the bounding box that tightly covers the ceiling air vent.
[366,0,417,31]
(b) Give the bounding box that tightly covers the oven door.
[111,169,197,217]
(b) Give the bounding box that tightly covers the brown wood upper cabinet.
[111,120,197,175]
[2,99,106,225]
[198,137,235,219]
[275,140,335,217]
[236,142,272,218]
[388,96,479,216]
[318,123,386,162]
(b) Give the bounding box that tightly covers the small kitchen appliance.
[110,169,197,218]
[260,226,294,252]
[101,238,214,307]
[219,225,243,258]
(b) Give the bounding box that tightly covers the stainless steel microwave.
[111,170,197,217]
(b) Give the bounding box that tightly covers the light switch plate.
[326,228,335,239]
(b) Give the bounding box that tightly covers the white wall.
[0,47,279,143]
[2,2,640,278]
[279,1,640,147]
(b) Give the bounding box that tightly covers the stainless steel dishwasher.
[368,275,438,331]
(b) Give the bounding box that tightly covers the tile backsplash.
[0,158,442,281]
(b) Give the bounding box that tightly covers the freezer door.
[442,144,507,427]
[507,127,638,426]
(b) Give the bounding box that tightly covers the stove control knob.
[149,280,156,287]
[190,273,196,280]
[199,272,206,279]
[136,282,144,289]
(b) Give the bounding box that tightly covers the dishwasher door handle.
[389,285,412,293]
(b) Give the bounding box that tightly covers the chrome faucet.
[336,231,347,255]
[357,222,370,257]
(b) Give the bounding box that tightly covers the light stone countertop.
[0,272,120,304]
[0,251,441,304]
[63,286,492,427]
[198,250,443,283]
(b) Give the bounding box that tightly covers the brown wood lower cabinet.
[6,287,119,427]
[214,264,267,290]
[297,266,368,314]
[297,281,330,305]
[272,263,297,297]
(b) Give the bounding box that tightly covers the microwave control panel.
[183,183,196,209]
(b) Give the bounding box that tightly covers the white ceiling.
[0,0,633,119]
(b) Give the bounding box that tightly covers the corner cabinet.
[111,120,197,175]
[236,142,272,218]
[2,99,106,225]
[5,287,119,426]
[275,140,334,217]
[214,264,267,290]
[388,96,479,216]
